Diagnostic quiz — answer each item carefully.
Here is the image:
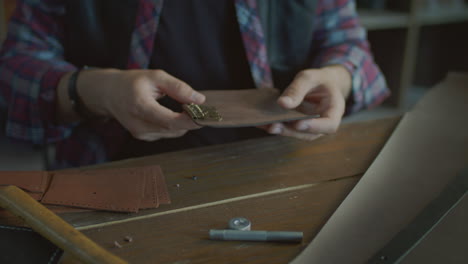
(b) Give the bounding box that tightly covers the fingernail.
[297,123,309,131]
[279,96,293,107]
[271,125,283,134]
[191,92,205,103]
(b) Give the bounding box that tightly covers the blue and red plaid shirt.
[0,0,390,168]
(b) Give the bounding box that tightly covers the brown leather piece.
[138,166,171,208]
[139,166,160,209]
[0,206,93,218]
[45,205,93,214]
[41,168,146,213]
[185,88,318,127]
[0,171,50,201]
[40,165,170,213]
[0,171,49,193]
[155,166,171,205]
[29,192,45,201]
[1,165,170,213]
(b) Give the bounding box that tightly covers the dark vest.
[64,0,317,89]
[64,0,138,69]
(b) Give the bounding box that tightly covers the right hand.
[78,69,205,141]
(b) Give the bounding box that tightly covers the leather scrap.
[139,166,160,209]
[0,171,50,201]
[0,171,49,193]
[41,168,147,213]
[0,165,170,213]
[155,166,171,205]
[44,165,170,213]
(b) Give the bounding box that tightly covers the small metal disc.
[228,217,251,231]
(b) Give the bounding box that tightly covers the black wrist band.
[67,68,99,120]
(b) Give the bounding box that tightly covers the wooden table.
[1,117,401,264]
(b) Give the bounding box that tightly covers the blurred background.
[0,0,467,170]
[356,0,468,109]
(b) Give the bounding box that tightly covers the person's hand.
[74,69,205,141]
[260,65,351,140]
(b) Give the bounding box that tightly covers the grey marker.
[209,229,303,243]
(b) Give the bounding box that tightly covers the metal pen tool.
[209,229,303,243]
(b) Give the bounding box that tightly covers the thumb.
[152,70,205,104]
[278,70,321,109]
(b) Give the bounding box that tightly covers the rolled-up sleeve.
[0,0,76,145]
[311,0,390,114]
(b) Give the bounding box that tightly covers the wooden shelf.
[416,7,468,26]
[358,9,410,30]
[357,7,468,30]
[359,2,468,109]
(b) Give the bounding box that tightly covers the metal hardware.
[184,103,222,121]
[228,217,251,231]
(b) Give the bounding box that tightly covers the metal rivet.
[228,217,251,231]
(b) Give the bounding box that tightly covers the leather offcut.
[41,168,147,213]
[0,165,170,213]
[0,171,50,201]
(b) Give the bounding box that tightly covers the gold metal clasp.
[184,103,223,121]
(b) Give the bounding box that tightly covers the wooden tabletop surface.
[1,116,401,264]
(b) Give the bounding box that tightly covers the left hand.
[259,65,351,140]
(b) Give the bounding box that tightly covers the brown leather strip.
[45,205,93,214]
[139,167,160,209]
[1,165,170,213]
[41,168,146,213]
[155,167,171,205]
[184,89,318,127]
[0,171,49,193]
[28,192,44,201]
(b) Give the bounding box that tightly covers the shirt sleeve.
[0,0,77,145]
[311,0,390,114]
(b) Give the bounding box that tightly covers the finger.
[296,101,319,115]
[121,114,194,141]
[294,92,344,134]
[151,70,205,104]
[294,117,338,134]
[293,111,341,135]
[282,127,323,141]
[269,123,285,135]
[278,70,322,109]
[136,99,201,130]
[257,123,285,135]
[135,130,189,142]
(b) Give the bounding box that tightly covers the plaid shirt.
[0,0,390,168]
